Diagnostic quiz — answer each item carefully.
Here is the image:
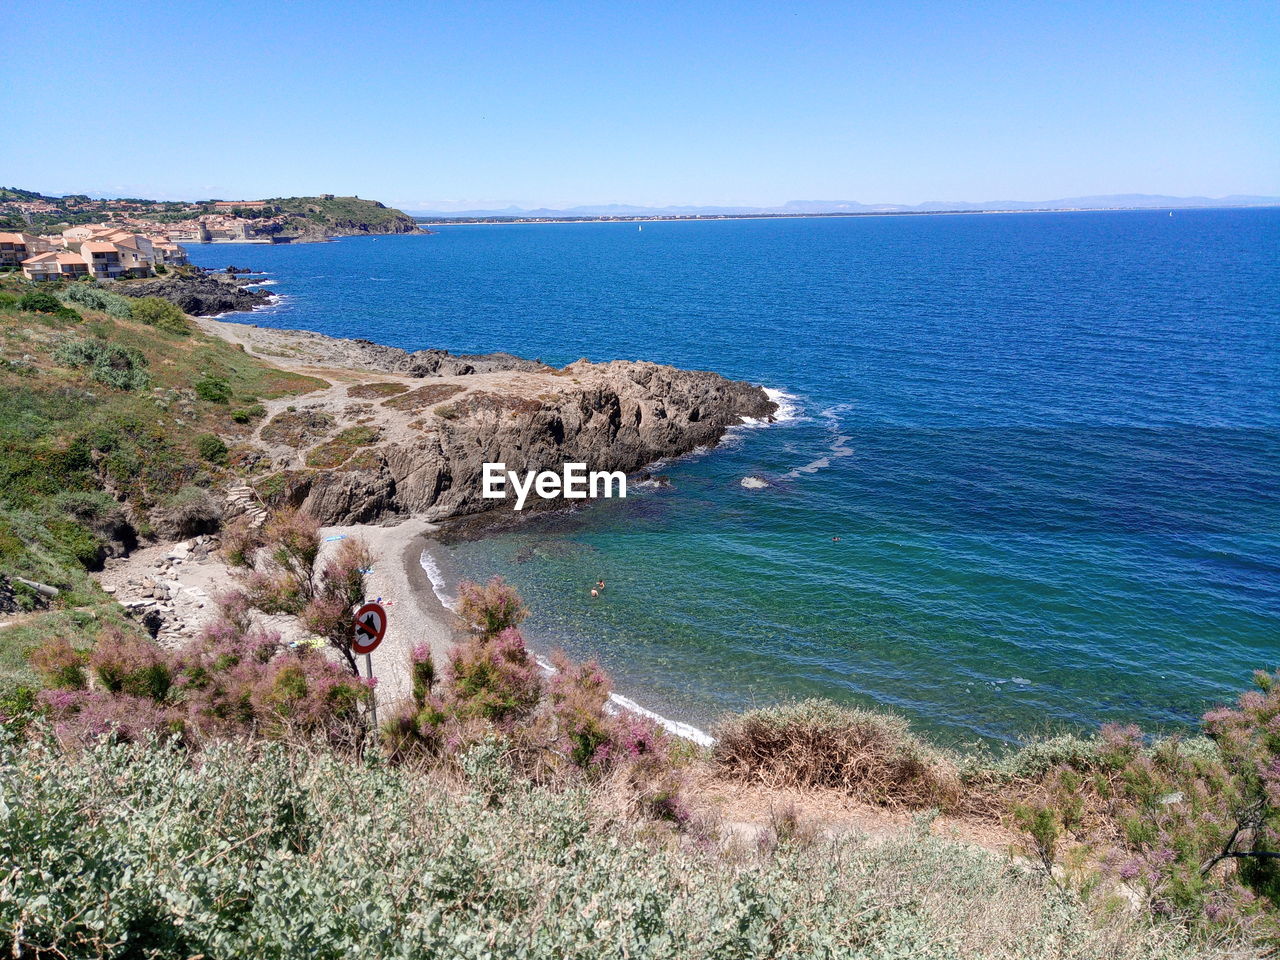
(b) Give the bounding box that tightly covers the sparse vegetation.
[347,380,409,399]
[304,424,380,468]
[156,485,223,540]
[261,407,336,445]
[382,381,464,411]
[53,337,150,391]
[0,275,322,704]
[129,295,192,335]
[713,699,961,809]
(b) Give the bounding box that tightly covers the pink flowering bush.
[457,576,527,637]
[224,507,373,674]
[1009,675,1280,939]
[444,627,541,723]
[34,610,371,746]
[89,627,174,701]
[36,688,178,744]
[28,637,87,691]
[546,650,612,766]
[379,575,689,826]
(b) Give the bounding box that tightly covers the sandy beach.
[315,518,459,712]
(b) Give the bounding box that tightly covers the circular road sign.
[352,602,387,655]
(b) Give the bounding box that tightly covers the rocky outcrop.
[273,218,421,243]
[117,273,271,316]
[249,358,776,527]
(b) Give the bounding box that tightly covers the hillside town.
[1,224,190,281]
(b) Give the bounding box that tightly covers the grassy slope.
[0,281,324,701]
[3,733,1221,960]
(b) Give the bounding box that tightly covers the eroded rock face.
[260,359,775,526]
[117,273,271,316]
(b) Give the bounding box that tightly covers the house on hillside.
[56,226,178,277]
[0,232,52,268]
[78,239,153,279]
[165,221,209,243]
[62,224,106,243]
[149,238,188,265]
[21,250,90,280]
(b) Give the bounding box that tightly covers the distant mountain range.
[408,194,1280,219]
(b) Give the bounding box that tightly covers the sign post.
[352,601,388,728]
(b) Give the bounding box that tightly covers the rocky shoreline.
[198,316,778,528]
[118,271,274,316]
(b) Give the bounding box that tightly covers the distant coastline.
[417,203,1279,227]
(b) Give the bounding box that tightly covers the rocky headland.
[200,317,777,528]
[118,271,273,316]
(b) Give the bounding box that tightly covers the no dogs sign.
[352,602,387,655]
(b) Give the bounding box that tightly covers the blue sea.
[190,209,1280,745]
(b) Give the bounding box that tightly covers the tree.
[302,538,374,675]
[230,509,373,675]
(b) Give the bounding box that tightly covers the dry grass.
[712,699,964,810]
[260,408,336,446]
[381,382,464,411]
[304,425,382,468]
[347,381,409,399]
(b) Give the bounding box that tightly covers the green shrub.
[194,374,232,403]
[230,403,266,424]
[18,291,61,313]
[52,338,150,391]
[195,433,228,464]
[130,296,191,335]
[58,283,133,319]
[0,684,36,728]
[51,489,120,523]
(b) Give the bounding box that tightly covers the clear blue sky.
[4,0,1276,209]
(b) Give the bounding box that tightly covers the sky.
[3,0,1277,210]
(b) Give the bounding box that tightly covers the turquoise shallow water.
[190,209,1280,744]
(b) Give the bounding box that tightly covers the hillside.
[265,194,421,239]
[0,280,324,703]
[0,187,421,240]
